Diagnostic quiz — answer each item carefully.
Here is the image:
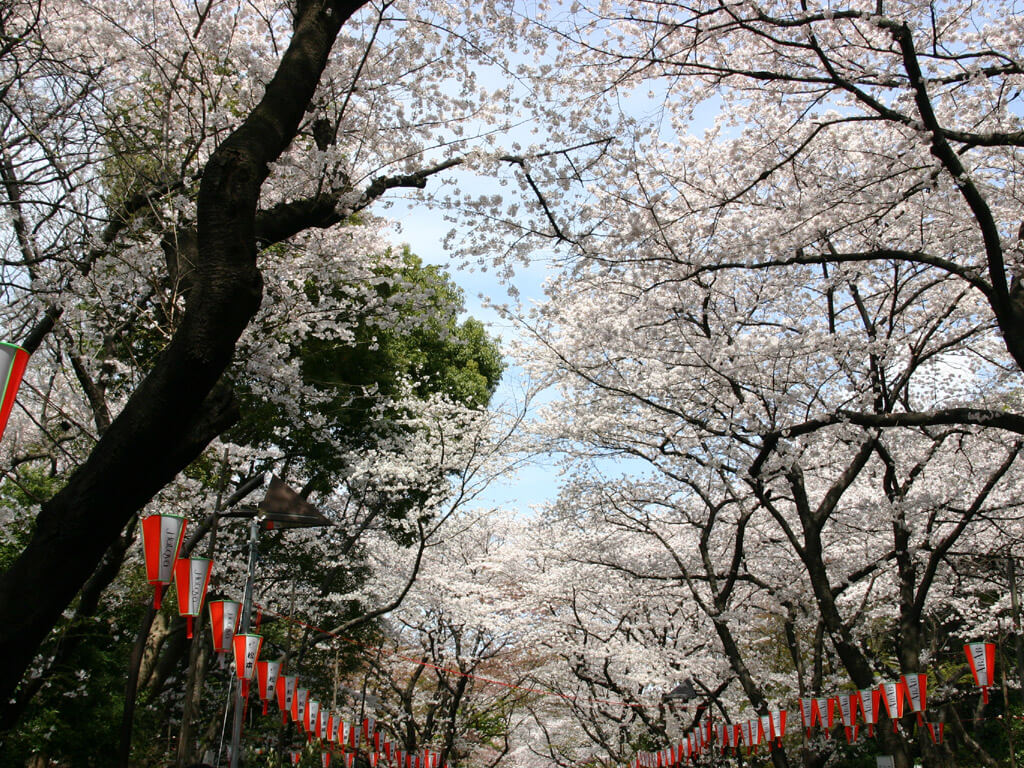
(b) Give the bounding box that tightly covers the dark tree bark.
[0,0,369,711]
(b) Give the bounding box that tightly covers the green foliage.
[0,461,66,572]
[0,462,64,508]
[0,241,500,765]
[0,604,145,768]
[228,248,503,490]
[462,700,511,742]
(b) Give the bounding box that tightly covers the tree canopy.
[2,0,1024,767]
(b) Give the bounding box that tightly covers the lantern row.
[140,514,398,763]
[267,672,447,768]
[205,590,442,768]
[629,642,995,765]
[285,751,357,768]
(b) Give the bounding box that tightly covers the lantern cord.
[216,675,235,768]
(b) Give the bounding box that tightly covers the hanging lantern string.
[256,604,1016,747]
[255,604,647,709]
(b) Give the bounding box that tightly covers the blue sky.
[382,181,564,518]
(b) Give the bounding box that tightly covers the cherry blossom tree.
[349,510,531,768]
[468,1,1024,767]
[0,0,526,712]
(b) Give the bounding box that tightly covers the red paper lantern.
[293,688,308,727]
[879,682,904,732]
[173,557,213,638]
[318,708,329,742]
[277,674,297,724]
[859,687,879,736]
[0,342,29,444]
[814,696,836,739]
[141,514,187,609]
[232,632,263,701]
[306,699,319,740]
[901,673,927,725]
[965,642,996,703]
[769,709,786,746]
[798,698,813,738]
[322,752,332,768]
[836,692,859,726]
[256,659,281,715]
[208,599,241,654]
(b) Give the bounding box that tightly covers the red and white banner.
[256,659,280,715]
[208,600,240,654]
[965,642,996,703]
[322,752,331,768]
[141,514,186,609]
[0,342,29,444]
[173,557,212,638]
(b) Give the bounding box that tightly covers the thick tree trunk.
[0,0,368,713]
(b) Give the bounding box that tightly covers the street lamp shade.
[664,679,698,707]
[258,475,331,529]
